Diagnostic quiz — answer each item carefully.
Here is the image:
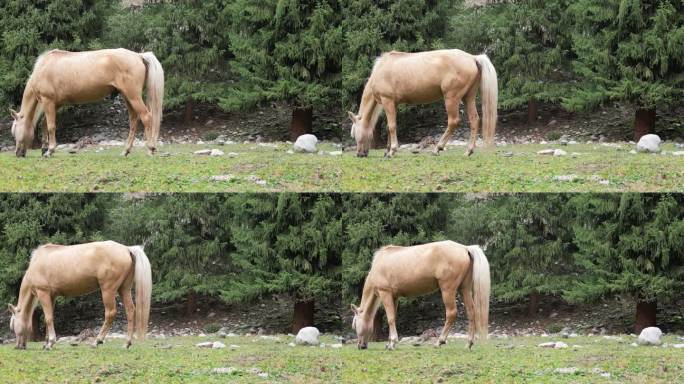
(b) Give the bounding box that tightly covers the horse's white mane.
[9,314,15,332]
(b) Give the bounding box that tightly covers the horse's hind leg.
[95,289,117,347]
[435,96,462,155]
[119,286,135,348]
[35,290,57,350]
[464,90,480,156]
[437,286,458,346]
[122,98,139,156]
[121,91,154,155]
[460,284,476,349]
[378,290,398,350]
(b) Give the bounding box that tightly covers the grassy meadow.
[0,142,681,192]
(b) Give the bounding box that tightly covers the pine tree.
[450,1,573,123]
[564,0,684,139]
[565,194,684,332]
[486,194,576,315]
[224,193,344,332]
[0,0,114,110]
[105,194,236,316]
[103,1,234,117]
[224,0,344,140]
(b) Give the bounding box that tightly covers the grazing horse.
[7,241,152,350]
[348,49,498,157]
[9,48,164,157]
[350,241,490,350]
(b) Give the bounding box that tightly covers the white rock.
[637,327,662,346]
[212,367,238,374]
[553,149,567,157]
[293,134,318,153]
[555,367,578,374]
[99,140,124,146]
[227,152,239,158]
[554,175,577,182]
[538,341,568,349]
[329,151,343,156]
[330,343,343,349]
[537,149,555,155]
[636,134,661,153]
[295,326,320,346]
[196,341,214,348]
[672,151,684,156]
[672,344,684,348]
[212,341,226,349]
[210,149,224,157]
[194,149,212,155]
[210,175,232,182]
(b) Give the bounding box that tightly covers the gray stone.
[193,149,212,156]
[212,341,226,349]
[538,341,568,349]
[636,134,661,153]
[555,367,578,374]
[212,367,238,374]
[554,175,577,182]
[195,341,214,348]
[293,134,318,153]
[553,149,567,157]
[210,149,224,157]
[537,149,555,155]
[295,326,320,346]
[210,175,232,182]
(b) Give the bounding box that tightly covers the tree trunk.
[29,310,43,342]
[185,290,197,317]
[370,310,386,341]
[527,98,538,124]
[635,300,657,333]
[290,107,313,142]
[292,300,314,334]
[528,291,540,316]
[183,99,194,125]
[634,108,656,141]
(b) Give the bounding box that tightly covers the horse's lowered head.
[9,109,33,157]
[7,303,28,349]
[350,303,372,349]
[347,111,372,157]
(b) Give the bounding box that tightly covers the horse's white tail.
[139,52,164,147]
[129,246,152,340]
[467,245,490,340]
[474,55,498,147]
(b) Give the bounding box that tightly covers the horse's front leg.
[41,119,49,155]
[378,291,398,350]
[36,291,57,350]
[381,99,399,158]
[42,102,58,157]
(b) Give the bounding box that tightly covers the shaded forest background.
[0,193,682,336]
[0,0,682,143]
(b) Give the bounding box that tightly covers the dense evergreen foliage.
[1,1,681,138]
[1,193,682,331]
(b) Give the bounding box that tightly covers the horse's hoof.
[356,152,368,158]
[464,149,474,157]
[41,148,48,155]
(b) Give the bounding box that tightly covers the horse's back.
[27,241,133,295]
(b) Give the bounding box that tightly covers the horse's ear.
[347,111,358,124]
[350,304,358,314]
[9,109,19,119]
[7,303,17,314]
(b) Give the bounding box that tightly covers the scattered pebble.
[210,175,232,182]
[553,175,577,182]
[538,341,568,349]
[555,367,578,374]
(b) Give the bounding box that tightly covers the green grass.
[0,335,682,383]
[0,143,682,192]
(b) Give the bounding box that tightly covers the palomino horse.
[350,240,490,350]
[7,241,152,350]
[9,48,164,157]
[348,49,498,157]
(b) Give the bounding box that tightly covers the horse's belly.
[63,86,115,104]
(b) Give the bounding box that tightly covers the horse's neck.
[17,280,36,322]
[358,83,379,126]
[359,281,380,321]
[19,81,39,120]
